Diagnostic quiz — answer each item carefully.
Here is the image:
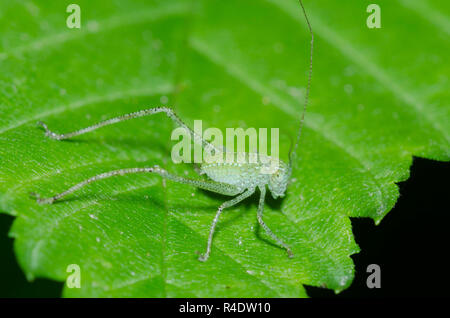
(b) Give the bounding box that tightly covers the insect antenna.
[289,0,314,172]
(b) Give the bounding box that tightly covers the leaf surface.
[0,0,448,297]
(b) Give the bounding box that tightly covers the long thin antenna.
[289,0,313,169]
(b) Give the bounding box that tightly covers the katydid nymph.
[31,0,314,262]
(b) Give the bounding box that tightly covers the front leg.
[256,186,293,258]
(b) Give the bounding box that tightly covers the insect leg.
[256,186,294,258]
[30,166,240,204]
[198,189,254,262]
[38,107,221,154]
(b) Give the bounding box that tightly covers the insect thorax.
[200,152,288,194]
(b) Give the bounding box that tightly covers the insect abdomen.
[201,160,269,190]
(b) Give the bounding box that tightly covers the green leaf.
[0,0,448,297]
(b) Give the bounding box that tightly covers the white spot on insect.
[96,237,101,243]
[191,193,195,197]
[78,225,83,231]
[160,95,169,104]
[238,237,243,245]
[131,271,136,276]
[89,214,98,220]
[246,270,256,275]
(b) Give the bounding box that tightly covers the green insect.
[31,0,313,262]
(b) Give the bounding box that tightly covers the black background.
[0,157,448,298]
